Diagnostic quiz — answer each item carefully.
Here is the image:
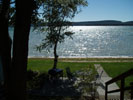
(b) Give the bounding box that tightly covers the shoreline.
[28,57,133,62]
[28,56,133,59]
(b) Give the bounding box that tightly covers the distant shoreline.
[72,24,133,26]
[72,20,133,26]
[32,20,133,26]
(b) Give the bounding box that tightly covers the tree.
[9,0,35,99]
[0,0,35,100]
[0,0,87,99]
[0,0,12,99]
[37,0,88,69]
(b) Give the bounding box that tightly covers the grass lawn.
[101,62,133,87]
[28,58,93,76]
[28,58,133,86]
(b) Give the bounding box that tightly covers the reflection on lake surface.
[9,26,133,58]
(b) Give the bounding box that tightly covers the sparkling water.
[9,26,133,58]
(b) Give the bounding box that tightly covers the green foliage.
[76,65,97,95]
[35,0,88,68]
[27,70,49,89]
[81,65,97,82]
[36,0,88,51]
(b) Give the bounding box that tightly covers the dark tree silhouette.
[0,0,12,99]
[0,0,88,99]
[0,0,35,100]
[9,0,35,100]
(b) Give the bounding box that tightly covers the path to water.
[94,64,120,100]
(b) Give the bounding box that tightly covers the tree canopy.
[36,0,88,68]
[37,0,88,49]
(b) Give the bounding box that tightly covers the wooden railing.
[105,69,133,100]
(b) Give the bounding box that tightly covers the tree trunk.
[9,0,34,100]
[0,0,12,100]
[53,42,58,69]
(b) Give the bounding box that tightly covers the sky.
[73,0,133,22]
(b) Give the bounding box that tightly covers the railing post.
[130,82,133,100]
[105,83,108,100]
[120,78,125,100]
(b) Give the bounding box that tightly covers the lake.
[9,26,133,58]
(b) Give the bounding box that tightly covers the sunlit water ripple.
[9,26,133,58]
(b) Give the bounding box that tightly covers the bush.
[27,70,48,90]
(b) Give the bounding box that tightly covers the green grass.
[28,58,133,86]
[28,58,93,76]
[101,62,133,87]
